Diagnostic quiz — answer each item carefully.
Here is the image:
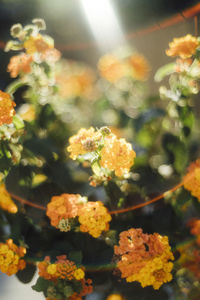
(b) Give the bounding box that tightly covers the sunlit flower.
[100,134,136,177]
[7,54,33,78]
[98,54,127,83]
[183,159,200,201]
[67,127,101,160]
[78,201,111,238]
[18,104,36,122]
[0,239,26,276]
[46,193,81,228]
[0,183,17,213]
[24,34,53,55]
[166,34,199,59]
[0,90,16,126]
[114,228,174,289]
[129,54,150,81]
[73,268,85,280]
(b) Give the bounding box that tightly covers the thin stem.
[9,192,46,211]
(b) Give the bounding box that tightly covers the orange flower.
[7,54,33,78]
[114,228,174,289]
[183,159,200,201]
[0,183,17,213]
[0,90,16,126]
[129,54,150,81]
[46,193,81,228]
[78,201,111,238]
[67,127,101,160]
[188,218,200,245]
[166,34,199,59]
[0,239,26,276]
[24,34,53,55]
[100,134,136,177]
[98,54,127,83]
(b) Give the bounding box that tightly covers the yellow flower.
[24,34,53,55]
[47,264,57,275]
[166,34,199,59]
[129,54,150,81]
[0,183,18,213]
[73,268,85,280]
[67,127,101,160]
[100,135,136,177]
[107,294,124,300]
[0,90,16,126]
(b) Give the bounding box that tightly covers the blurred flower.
[98,54,127,83]
[78,201,111,238]
[24,34,53,55]
[0,239,26,276]
[183,159,200,201]
[188,218,200,245]
[166,34,199,59]
[18,104,36,122]
[114,228,174,289]
[0,90,16,126]
[129,53,150,81]
[46,193,81,228]
[100,134,136,177]
[0,183,17,213]
[107,294,124,300]
[7,53,33,78]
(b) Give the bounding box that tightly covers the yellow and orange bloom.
[183,159,200,201]
[0,90,16,126]
[0,183,17,213]
[114,228,174,289]
[0,239,26,276]
[24,34,53,55]
[46,193,81,228]
[129,53,150,81]
[67,127,101,160]
[100,134,136,177]
[166,34,199,59]
[98,54,127,83]
[78,201,111,238]
[7,54,33,78]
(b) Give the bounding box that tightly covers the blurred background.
[0,0,199,299]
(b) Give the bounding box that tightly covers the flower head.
[7,54,33,78]
[46,193,81,228]
[114,228,174,289]
[100,134,136,177]
[78,201,111,238]
[0,239,26,276]
[129,53,150,81]
[183,159,200,201]
[24,34,53,55]
[0,90,16,126]
[166,34,199,59]
[0,183,17,213]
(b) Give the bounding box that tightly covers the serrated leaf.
[155,62,175,82]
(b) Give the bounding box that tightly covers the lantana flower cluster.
[46,193,111,238]
[183,159,200,201]
[114,228,174,289]
[0,90,16,126]
[67,127,136,183]
[0,183,18,213]
[38,255,92,300]
[98,52,150,83]
[0,239,26,276]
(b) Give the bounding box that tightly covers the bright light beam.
[80,0,126,52]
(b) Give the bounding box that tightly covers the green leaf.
[154,63,175,82]
[32,277,50,292]
[16,263,36,284]
[13,115,24,130]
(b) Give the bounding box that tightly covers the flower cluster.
[46,193,82,229]
[46,193,111,238]
[0,183,18,213]
[0,239,26,276]
[188,218,200,245]
[98,53,150,83]
[67,127,136,180]
[78,201,111,238]
[166,34,199,59]
[38,255,92,300]
[0,90,16,126]
[7,54,33,78]
[183,159,200,201]
[114,228,174,289]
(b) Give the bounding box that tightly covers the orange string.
[110,182,184,215]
